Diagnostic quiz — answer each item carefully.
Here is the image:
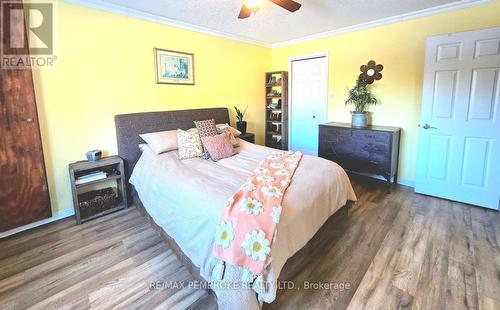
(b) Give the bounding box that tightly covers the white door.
[290,55,328,155]
[415,27,500,210]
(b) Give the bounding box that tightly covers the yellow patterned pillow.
[177,129,203,159]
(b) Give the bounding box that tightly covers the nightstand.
[239,132,255,143]
[68,156,128,224]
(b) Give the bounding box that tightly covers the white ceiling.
[79,0,484,45]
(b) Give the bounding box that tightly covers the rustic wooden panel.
[0,0,51,232]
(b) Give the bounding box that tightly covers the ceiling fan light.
[244,0,267,10]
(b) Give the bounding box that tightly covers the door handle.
[420,123,437,130]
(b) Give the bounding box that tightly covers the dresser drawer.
[339,146,388,173]
[352,130,391,144]
[319,126,350,142]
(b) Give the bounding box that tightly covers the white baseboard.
[0,207,75,239]
[398,178,416,188]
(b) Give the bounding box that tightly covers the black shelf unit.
[68,156,128,224]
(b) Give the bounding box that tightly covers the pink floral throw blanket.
[212,150,303,279]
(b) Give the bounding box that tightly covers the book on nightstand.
[75,171,107,185]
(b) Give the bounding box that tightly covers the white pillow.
[139,130,178,155]
[138,144,149,152]
[216,123,242,137]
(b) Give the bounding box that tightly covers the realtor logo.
[1,1,56,69]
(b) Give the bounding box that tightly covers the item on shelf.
[78,187,120,218]
[266,89,282,97]
[269,135,282,143]
[75,171,107,185]
[268,111,281,121]
[277,99,282,109]
[103,166,121,176]
[267,76,276,86]
[86,150,102,162]
[267,102,278,109]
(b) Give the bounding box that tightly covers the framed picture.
[154,48,194,85]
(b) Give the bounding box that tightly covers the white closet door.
[290,56,328,155]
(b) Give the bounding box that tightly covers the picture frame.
[154,48,194,85]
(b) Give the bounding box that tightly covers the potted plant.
[345,75,378,128]
[345,60,383,128]
[234,106,248,134]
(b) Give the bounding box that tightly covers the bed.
[114,107,356,309]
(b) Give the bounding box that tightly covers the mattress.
[129,139,356,305]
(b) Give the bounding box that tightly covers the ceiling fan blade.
[238,4,252,19]
[270,0,301,12]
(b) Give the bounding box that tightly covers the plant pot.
[351,111,368,128]
[236,121,247,134]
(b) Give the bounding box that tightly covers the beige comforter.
[130,139,356,308]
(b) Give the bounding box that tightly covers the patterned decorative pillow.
[194,119,218,159]
[201,134,236,161]
[177,129,203,159]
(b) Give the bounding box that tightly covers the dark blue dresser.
[319,122,401,186]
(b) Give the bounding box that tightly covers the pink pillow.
[201,134,236,161]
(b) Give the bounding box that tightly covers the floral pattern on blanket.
[212,150,303,283]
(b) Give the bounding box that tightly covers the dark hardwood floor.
[1,176,499,309]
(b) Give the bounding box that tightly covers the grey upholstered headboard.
[114,107,230,182]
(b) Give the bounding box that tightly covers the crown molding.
[272,0,495,48]
[64,0,272,48]
[64,0,493,49]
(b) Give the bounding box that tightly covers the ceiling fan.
[238,0,302,19]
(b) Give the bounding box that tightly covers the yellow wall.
[33,1,500,215]
[271,1,500,185]
[33,2,270,214]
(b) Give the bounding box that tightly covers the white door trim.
[288,52,329,153]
